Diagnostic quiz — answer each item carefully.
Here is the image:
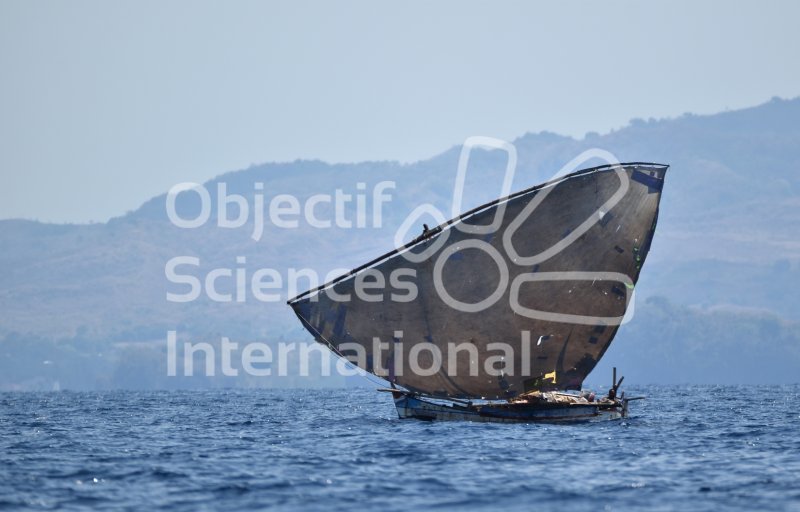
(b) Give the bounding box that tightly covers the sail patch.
[631,169,664,193]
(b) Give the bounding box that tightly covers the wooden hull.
[390,391,625,423]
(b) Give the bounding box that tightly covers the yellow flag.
[544,371,556,384]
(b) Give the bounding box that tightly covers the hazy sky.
[2,0,799,223]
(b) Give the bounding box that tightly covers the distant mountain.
[1,97,798,390]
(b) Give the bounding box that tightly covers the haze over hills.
[1,97,799,390]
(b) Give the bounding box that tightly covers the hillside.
[1,97,799,390]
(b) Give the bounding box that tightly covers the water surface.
[1,385,799,511]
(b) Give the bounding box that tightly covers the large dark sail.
[288,162,668,399]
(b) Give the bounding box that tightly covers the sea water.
[1,385,799,511]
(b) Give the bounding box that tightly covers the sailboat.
[288,160,668,422]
